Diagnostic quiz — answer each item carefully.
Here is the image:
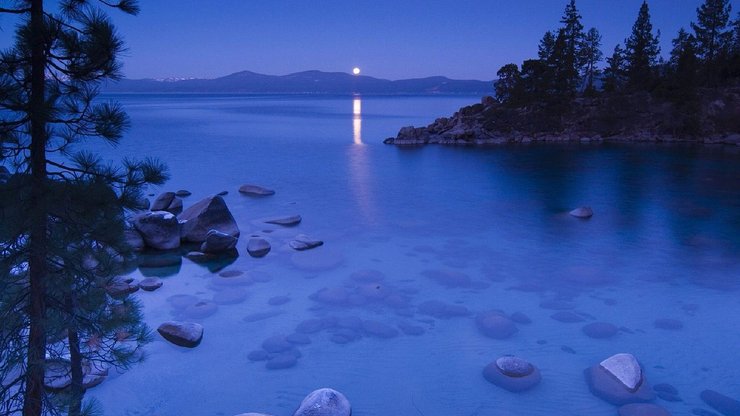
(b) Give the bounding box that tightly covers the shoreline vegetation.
[386,0,740,146]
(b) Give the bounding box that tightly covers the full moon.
[352,67,361,75]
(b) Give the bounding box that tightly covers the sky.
[1,0,738,80]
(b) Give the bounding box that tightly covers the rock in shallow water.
[157,321,203,348]
[482,356,541,392]
[476,311,518,339]
[239,184,275,196]
[585,353,654,405]
[264,215,301,226]
[139,277,163,291]
[654,318,684,330]
[582,322,619,339]
[290,234,324,251]
[618,403,672,416]
[133,211,181,250]
[179,196,240,242]
[570,206,594,218]
[247,238,271,257]
[700,390,740,416]
[201,229,238,253]
[293,388,351,416]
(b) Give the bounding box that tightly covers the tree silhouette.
[0,1,166,415]
[624,1,661,90]
[691,0,733,84]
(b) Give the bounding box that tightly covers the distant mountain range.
[103,70,493,95]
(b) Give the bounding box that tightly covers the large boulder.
[483,356,542,392]
[132,211,181,250]
[201,230,238,253]
[157,321,204,348]
[585,353,655,405]
[123,229,145,252]
[151,192,183,215]
[179,196,239,243]
[293,388,351,416]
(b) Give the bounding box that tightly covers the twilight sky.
[1,0,738,80]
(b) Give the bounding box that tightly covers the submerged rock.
[654,318,684,330]
[585,353,654,405]
[133,211,181,250]
[157,321,204,348]
[362,320,399,338]
[179,196,240,243]
[421,269,472,288]
[293,388,351,416]
[476,311,518,339]
[582,322,619,339]
[618,403,672,416]
[569,206,594,218]
[290,234,324,251]
[417,300,470,319]
[264,215,301,226]
[239,184,275,196]
[551,311,585,323]
[700,390,740,416]
[247,238,271,257]
[266,353,298,370]
[482,356,542,392]
[175,189,191,197]
[139,277,163,291]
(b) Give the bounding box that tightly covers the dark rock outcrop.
[179,196,239,242]
[133,211,181,250]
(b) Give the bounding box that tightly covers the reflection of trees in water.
[1,178,151,415]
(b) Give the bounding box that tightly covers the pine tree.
[495,64,522,104]
[603,44,626,92]
[624,1,661,90]
[581,28,603,93]
[0,1,167,415]
[691,0,733,65]
[559,0,586,91]
[538,31,556,61]
[669,28,700,92]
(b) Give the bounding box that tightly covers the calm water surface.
[88,94,740,416]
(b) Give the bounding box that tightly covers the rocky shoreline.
[384,92,740,146]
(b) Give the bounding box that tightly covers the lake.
[87,94,740,416]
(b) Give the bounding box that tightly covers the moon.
[352,67,361,76]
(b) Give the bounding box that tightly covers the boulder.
[157,321,204,348]
[175,190,191,197]
[585,353,655,405]
[700,390,740,416]
[123,229,146,252]
[476,311,518,339]
[570,206,594,218]
[151,192,183,214]
[293,388,351,416]
[247,238,271,257]
[239,184,275,196]
[179,196,240,242]
[106,279,139,297]
[133,211,181,250]
[139,277,163,291]
[482,356,542,392]
[264,215,301,226]
[289,234,324,251]
[201,229,238,253]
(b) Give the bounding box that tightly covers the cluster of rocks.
[129,194,239,254]
[235,388,351,416]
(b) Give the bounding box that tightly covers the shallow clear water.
[87,94,740,416]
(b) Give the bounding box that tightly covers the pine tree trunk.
[67,293,84,416]
[23,1,48,415]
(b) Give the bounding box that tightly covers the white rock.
[293,388,351,416]
[599,353,642,391]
